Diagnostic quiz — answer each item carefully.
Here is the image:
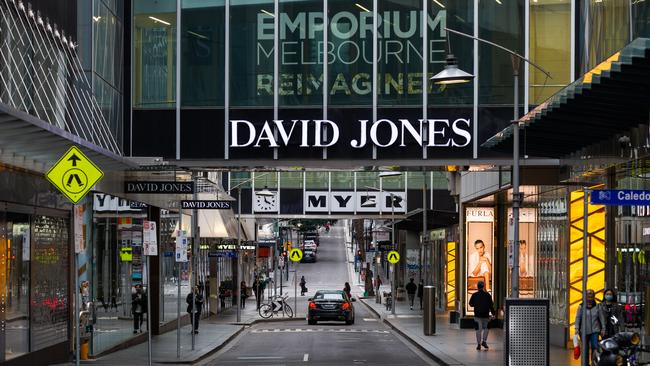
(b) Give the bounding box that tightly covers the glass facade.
[78,0,125,148]
[133,0,177,108]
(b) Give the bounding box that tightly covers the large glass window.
[30,215,69,352]
[134,0,177,108]
[231,0,274,107]
[529,0,571,104]
[579,0,629,74]
[181,0,225,107]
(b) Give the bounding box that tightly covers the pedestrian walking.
[255,277,265,310]
[344,282,352,299]
[131,284,147,334]
[186,286,204,334]
[575,289,606,364]
[300,276,307,296]
[240,280,248,309]
[599,288,623,339]
[406,278,417,310]
[417,280,424,310]
[469,281,496,350]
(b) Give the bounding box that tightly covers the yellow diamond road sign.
[46,146,104,204]
[387,250,400,264]
[289,248,303,262]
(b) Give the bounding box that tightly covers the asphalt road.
[201,223,438,366]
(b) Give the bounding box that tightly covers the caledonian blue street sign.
[590,190,650,206]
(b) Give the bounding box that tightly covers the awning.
[483,38,650,158]
[0,94,136,173]
[175,193,239,239]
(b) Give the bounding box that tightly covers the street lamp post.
[229,174,273,323]
[431,27,551,298]
[366,170,401,315]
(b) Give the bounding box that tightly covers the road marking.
[251,328,389,334]
[303,353,309,362]
[362,318,378,322]
[237,356,285,360]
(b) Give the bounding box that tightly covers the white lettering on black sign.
[181,200,232,210]
[304,191,406,213]
[125,181,195,194]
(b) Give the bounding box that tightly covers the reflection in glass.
[133,0,177,108]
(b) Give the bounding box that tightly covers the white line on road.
[303,353,309,362]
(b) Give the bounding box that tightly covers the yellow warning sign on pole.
[289,248,303,262]
[46,146,104,204]
[387,250,400,264]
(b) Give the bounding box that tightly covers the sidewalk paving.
[341,232,579,366]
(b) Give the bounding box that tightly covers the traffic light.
[282,251,287,257]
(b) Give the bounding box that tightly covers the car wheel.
[308,319,317,325]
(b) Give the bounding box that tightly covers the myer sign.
[231,118,471,149]
[305,191,406,213]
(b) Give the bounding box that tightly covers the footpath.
[342,225,579,366]
[57,277,308,365]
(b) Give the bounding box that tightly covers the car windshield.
[314,292,344,300]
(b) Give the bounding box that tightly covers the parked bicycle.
[259,293,294,319]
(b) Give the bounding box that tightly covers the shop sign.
[175,230,188,262]
[125,181,194,194]
[181,200,232,209]
[208,251,237,258]
[94,194,147,212]
[230,118,472,150]
[465,207,494,222]
[507,208,537,223]
[143,221,158,256]
[591,190,650,206]
[305,191,406,213]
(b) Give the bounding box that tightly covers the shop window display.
[536,190,568,326]
[465,207,494,315]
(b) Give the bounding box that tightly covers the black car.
[301,249,317,263]
[307,290,355,325]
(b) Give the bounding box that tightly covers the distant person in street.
[374,275,382,294]
[186,286,204,334]
[131,284,147,334]
[300,276,307,296]
[240,280,247,309]
[254,277,265,309]
[406,278,417,310]
[600,288,623,339]
[469,281,496,350]
[343,282,352,299]
[575,289,606,364]
[417,280,424,310]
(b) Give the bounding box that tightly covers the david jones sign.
[230,118,472,148]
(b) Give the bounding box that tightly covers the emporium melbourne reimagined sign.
[255,10,448,98]
[230,118,472,149]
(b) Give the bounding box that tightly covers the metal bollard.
[423,286,436,335]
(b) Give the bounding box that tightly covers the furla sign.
[305,191,407,213]
[230,118,472,148]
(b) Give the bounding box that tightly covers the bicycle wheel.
[259,303,273,319]
[283,304,294,318]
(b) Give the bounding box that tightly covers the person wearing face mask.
[575,289,606,364]
[599,288,623,339]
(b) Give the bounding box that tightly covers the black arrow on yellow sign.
[291,250,300,259]
[388,252,399,262]
[67,153,81,166]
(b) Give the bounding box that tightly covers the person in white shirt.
[468,240,492,291]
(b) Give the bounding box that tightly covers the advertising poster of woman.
[465,208,494,316]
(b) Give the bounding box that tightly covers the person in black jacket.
[186,286,204,334]
[417,280,424,310]
[469,281,495,350]
[131,284,147,334]
[405,278,418,310]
